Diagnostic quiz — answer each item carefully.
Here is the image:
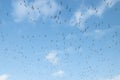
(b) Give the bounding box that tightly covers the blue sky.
[0,0,120,80]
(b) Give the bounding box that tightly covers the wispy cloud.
[0,74,9,80]
[52,70,65,77]
[70,0,120,29]
[83,29,107,38]
[99,74,120,80]
[12,0,60,22]
[113,75,120,80]
[45,50,59,65]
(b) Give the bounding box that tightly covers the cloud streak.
[70,0,120,29]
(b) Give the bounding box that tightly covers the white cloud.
[12,0,28,22]
[12,0,60,22]
[45,50,59,65]
[52,70,65,77]
[0,74,9,80]
[70,0,120,29]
